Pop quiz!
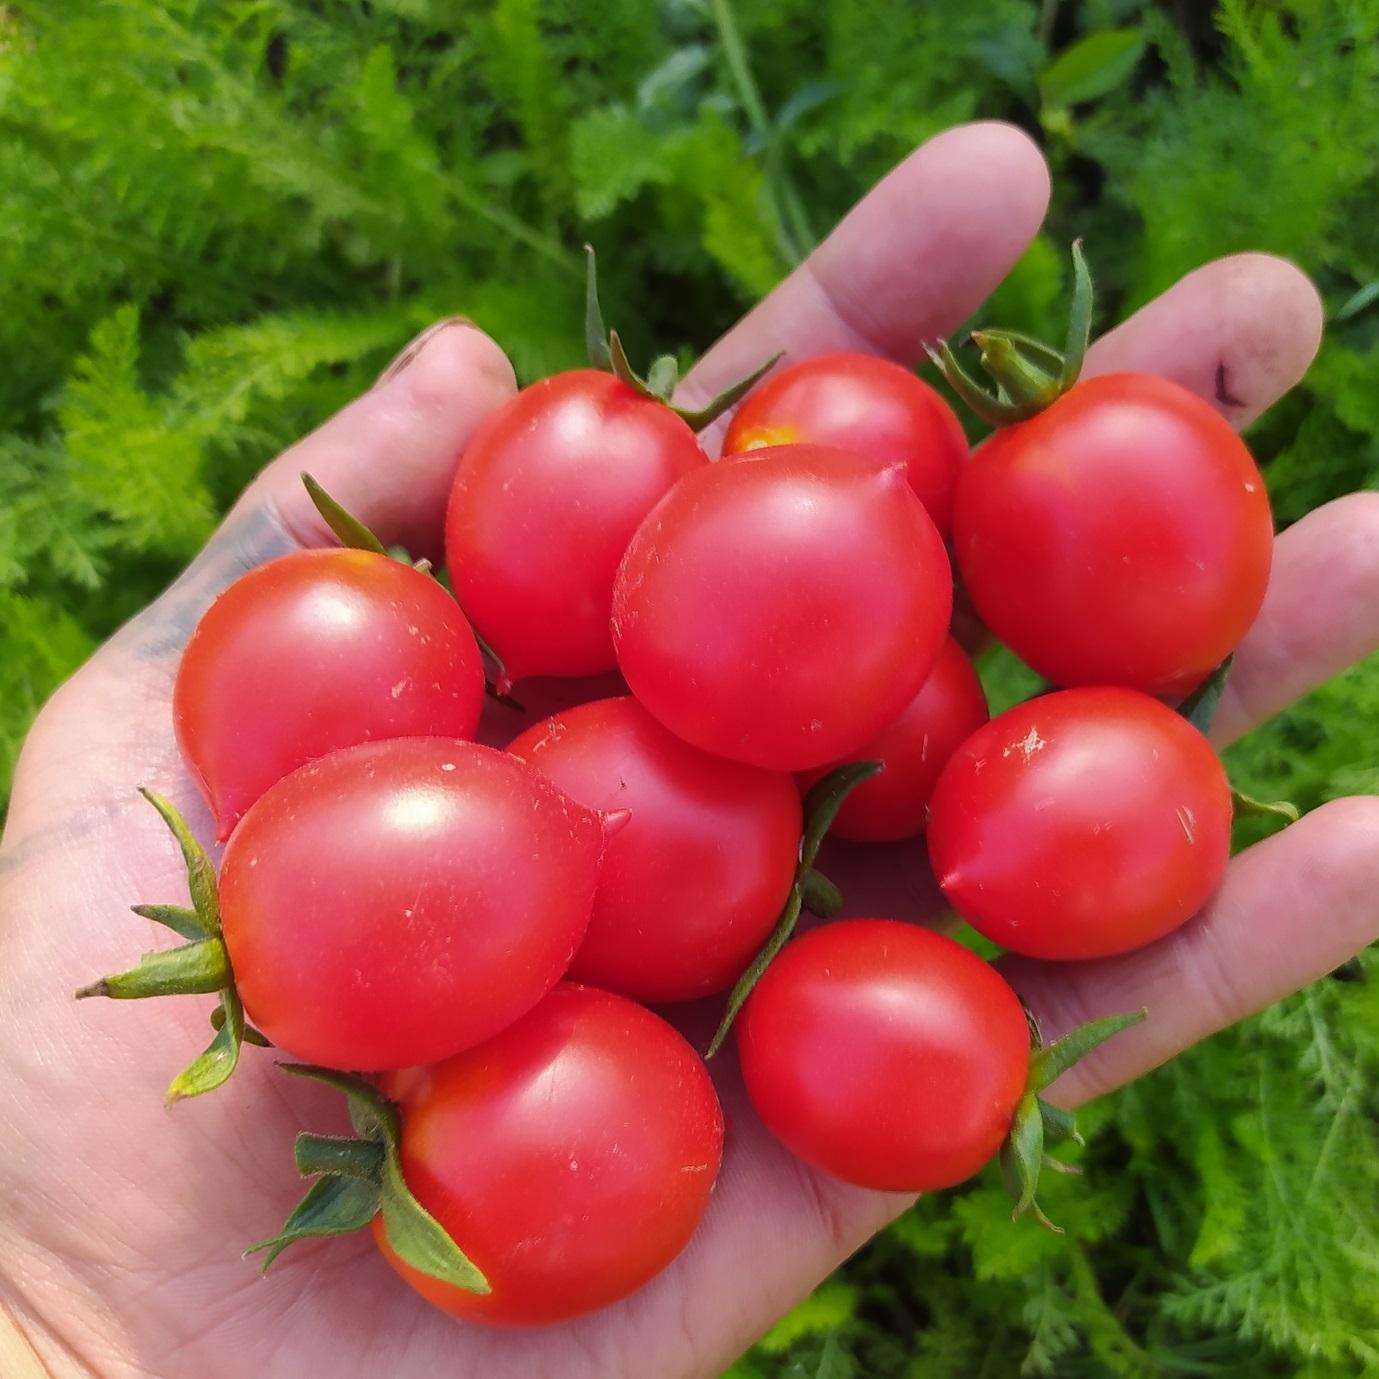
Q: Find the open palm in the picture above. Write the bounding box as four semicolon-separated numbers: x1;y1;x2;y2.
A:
3;123;1378;1379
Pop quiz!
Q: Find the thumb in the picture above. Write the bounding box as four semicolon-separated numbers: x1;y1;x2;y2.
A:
3;319;514;844
157;318;516;639
241;317;516;559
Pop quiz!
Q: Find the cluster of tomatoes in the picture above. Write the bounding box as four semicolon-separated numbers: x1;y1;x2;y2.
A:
84;247;1275;1327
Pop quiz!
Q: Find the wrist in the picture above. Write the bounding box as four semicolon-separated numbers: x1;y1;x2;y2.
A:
0;1290;56;1379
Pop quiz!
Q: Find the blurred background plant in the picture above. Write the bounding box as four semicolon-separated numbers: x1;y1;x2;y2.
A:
2;0;1377;1373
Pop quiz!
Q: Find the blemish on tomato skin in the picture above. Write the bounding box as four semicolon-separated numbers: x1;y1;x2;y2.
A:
1002;726;1047;763
1176;806;1196;843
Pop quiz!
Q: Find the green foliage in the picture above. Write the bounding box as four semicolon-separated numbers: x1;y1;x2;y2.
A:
2;1;1377;1374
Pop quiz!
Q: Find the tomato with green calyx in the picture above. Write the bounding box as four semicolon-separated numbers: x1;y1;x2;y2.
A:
797;636;989;842
374;983;724;1325
446;370;708;687
78;739;613;1088
508;696;802;1003
174;548;484;840
927;687;1233;961
736;919;1143;1220
935;242;1272;697
954;372;1272;696
723;351;968;536
612;444;952;772
442;249;777;691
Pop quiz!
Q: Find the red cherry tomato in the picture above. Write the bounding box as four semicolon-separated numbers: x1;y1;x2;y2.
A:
738;919;1029;1192
219;738;608;1069
508;696;802;1002
954;373;1273;696
797;636;989;842
174;550;484;840
374;983;724;1326
446;370;707;684
723;352;968;535
612;444;952;771
926;687;1233;960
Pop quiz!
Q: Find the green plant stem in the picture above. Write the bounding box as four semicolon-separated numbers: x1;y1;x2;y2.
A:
709;0;812;265
1038;0;1062;47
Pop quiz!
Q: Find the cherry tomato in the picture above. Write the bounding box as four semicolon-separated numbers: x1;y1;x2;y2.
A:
508;696;802;1002
219;738;608;1069
926;686;1233;960
738;919;1029;1192
612;444;952;771
374;983;724;1326
174;549;484;840
954;373;1273;696
446;370;707;684
723;352;968;535
797;636;989;842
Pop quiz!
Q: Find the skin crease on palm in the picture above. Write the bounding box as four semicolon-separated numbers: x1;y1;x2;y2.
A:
2;120;1379;1379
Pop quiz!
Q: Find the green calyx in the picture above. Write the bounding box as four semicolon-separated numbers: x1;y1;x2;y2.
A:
584;244;780;431
706;760;881;1058
247;1064;489;1295
1001;1007;1147;1231
74;789;266;1101
1177;655;1234;736
930;240;1094;427
1175;658;1300;827
1231;788;1300;826
302;472;522;710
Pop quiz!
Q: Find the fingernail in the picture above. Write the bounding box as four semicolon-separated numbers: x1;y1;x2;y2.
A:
375;316;476;386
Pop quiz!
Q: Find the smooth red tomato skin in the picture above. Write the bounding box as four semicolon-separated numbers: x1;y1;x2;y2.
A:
926;687;1233;960
219;738;606;1070
508;697;802;1002
174;549;484;840
445;370;707;683
723;352;968;535
373;983;725;1326
738;920;1029;1192
954;373;1273;697
612;444;953;771
797;637;989;842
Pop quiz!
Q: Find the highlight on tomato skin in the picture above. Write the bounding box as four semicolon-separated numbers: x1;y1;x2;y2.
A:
797;636;990;842
373;983;725;1327
723;351;969;537
174;548;486;841
737;919;1030;1193
445;369;707;686
926;686;1234;961
611;443;953;773
953;372;1274;698
508;696;803;1003
218;737;611;1071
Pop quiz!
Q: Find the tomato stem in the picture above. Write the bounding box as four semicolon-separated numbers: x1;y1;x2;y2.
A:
705;761;881;1058
294;1132;386;1182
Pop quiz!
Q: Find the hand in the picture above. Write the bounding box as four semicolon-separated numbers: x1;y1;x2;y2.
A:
2;122;1376;1379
